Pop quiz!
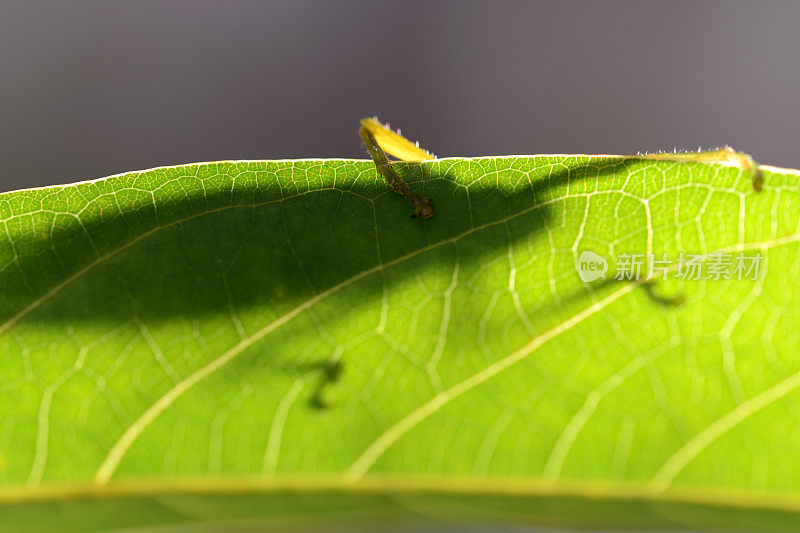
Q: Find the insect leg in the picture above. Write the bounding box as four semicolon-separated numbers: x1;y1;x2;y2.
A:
359;124;435;219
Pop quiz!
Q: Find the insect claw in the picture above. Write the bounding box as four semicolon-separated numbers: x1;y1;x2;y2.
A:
412;199;435;219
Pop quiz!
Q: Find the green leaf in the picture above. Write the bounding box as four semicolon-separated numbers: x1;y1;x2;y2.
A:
1;154;799;532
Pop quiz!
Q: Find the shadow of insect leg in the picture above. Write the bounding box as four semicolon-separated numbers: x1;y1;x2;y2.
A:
308;358;344;410
642;279;686;307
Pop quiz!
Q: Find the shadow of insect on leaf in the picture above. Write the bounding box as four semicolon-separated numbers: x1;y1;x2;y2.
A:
0;155;662;330
307;358;344;410
276;358;344;410
1;152;734;411
642;280;686;307
559;274;687;313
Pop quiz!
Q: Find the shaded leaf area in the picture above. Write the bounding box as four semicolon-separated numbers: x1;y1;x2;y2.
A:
0;156;799;531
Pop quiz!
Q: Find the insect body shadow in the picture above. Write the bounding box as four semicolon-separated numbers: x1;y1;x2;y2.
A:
0;155;730;412
3;157;644;322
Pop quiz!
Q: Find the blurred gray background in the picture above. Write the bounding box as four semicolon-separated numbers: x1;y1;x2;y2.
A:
0;2;777;532
1;0;798;193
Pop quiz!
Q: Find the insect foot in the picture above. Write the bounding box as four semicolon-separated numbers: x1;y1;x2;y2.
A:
410;194;434;219
752;167;764;192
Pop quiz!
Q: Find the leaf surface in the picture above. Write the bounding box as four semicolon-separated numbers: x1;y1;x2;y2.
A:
1;155;799;531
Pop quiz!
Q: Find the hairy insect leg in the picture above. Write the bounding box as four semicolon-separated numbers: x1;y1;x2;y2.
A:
359;117;436;162
359;126;405;193
359;124;435;219
640;147;763;192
